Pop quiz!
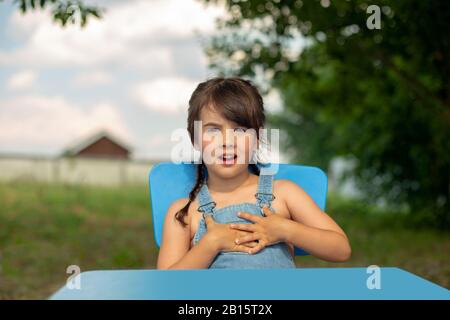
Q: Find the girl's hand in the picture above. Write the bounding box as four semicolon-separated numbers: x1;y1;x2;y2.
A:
229;206;289;254
203;214;257;254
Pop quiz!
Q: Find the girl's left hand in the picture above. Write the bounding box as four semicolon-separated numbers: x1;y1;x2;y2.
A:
229;206;288;254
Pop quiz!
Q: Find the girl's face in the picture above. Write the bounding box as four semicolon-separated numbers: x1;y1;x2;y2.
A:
198;105;258;179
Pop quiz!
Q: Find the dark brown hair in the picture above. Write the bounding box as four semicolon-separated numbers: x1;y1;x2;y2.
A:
175;76;266;227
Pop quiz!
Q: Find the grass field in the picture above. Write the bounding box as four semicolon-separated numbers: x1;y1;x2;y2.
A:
0;181;448;299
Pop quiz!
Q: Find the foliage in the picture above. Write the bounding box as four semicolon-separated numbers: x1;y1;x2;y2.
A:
201;0;450;229
3;0;103;27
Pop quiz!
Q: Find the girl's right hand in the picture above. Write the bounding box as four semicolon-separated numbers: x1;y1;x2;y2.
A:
203;214;256;254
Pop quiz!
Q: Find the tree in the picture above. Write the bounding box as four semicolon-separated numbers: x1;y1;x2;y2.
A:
201;0;450;229
3;0;102;27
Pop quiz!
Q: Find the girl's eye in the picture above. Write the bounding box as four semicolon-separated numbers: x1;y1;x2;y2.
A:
205;127;220;133
234;127;246;133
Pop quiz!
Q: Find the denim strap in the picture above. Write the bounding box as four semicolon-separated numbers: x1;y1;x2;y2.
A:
255;172;275;208
197;180;216;215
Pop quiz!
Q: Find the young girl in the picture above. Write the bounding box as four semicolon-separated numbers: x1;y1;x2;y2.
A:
157;77;351;269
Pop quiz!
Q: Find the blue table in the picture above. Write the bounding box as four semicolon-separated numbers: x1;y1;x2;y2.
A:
50;267;449;300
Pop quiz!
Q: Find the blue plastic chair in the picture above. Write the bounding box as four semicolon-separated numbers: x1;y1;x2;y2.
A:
148;162;328;256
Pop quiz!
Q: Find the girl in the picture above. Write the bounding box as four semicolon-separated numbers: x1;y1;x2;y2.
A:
157;77;351;269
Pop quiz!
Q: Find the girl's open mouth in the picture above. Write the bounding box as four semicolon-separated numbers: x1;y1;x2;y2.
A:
218;153;237;166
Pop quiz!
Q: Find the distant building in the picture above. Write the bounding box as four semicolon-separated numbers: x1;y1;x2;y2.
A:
62;130;132;159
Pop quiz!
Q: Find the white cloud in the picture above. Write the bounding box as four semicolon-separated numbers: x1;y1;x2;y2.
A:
1;0;226;69
131;76;198;115
73;70;113;87
0;0;228;158
7;70;37;90
0;95;132;153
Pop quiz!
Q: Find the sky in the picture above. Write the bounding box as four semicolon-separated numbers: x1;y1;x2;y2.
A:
0;0;285;161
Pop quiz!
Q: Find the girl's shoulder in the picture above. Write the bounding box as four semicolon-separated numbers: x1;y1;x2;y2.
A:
268;179;295;220
273;179;306;201
273;178;315;211
273;178;302;191
168;197;190;211
167;197;200;225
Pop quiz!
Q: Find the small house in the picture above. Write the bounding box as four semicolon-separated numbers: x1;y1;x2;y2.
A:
63;130;132;159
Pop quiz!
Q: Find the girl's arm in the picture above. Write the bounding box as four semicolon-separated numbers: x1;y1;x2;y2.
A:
279;180;351;262
156;198;219;269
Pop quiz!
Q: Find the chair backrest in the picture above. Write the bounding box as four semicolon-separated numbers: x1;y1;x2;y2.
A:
149;162;328;256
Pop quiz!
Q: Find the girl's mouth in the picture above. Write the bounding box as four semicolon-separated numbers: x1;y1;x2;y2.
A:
218;153;237;166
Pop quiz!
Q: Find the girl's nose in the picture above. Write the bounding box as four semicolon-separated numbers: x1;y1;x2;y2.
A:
222;129;235;147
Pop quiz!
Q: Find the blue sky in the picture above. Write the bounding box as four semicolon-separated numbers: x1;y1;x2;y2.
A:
0;0;283;160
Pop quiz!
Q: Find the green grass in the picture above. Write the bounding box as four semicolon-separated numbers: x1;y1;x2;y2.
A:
0;182;155;299
0;182;448;299
297;195;450;288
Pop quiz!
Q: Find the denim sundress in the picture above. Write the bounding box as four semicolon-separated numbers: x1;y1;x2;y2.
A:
191;170;296;269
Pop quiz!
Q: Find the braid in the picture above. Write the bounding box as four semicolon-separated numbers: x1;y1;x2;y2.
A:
249;163;261;175
175;163;205;227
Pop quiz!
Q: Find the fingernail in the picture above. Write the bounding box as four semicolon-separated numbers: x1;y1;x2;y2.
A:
235;239;239;244
230;224;234;228
237;212;241;216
